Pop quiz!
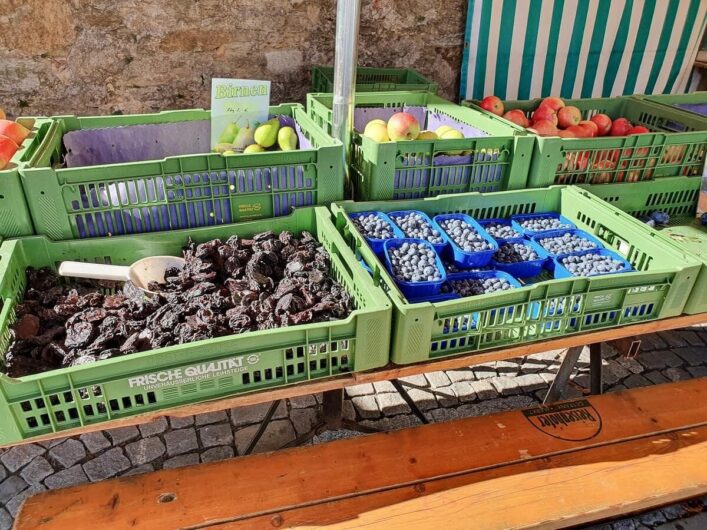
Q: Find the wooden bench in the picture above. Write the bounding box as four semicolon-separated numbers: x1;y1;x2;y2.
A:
15;377;707;529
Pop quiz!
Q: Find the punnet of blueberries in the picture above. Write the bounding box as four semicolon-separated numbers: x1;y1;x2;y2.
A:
537;232;598;255
390;212;444;244
518;216;573;233
494;242;539;263
483;221;522;240
388;242;442;283
449;277;514;297
560;253;627;277
438;218;492;252
352;213;396;240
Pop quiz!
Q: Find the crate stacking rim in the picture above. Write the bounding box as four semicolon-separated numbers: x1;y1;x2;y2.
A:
20;104;343;240
462;96;707;188
332;185;700;365
0;207;391;444
637;92;707;121
307;91;532;201
578;176;707;315
0;118;52;238
311;66;439;94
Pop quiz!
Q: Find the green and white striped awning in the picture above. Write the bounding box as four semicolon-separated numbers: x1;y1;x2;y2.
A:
461;0;707;101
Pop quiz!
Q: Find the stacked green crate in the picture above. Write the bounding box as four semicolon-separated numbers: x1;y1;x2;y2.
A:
463;96;707;187
0;207;391;444
0;118;52;237
20;105;343;240
311;67;438;93
307;91;533;201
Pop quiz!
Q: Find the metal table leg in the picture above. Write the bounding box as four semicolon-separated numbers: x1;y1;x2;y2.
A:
590;342;603;395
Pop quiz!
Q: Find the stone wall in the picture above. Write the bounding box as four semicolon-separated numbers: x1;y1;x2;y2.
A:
0;0;466;117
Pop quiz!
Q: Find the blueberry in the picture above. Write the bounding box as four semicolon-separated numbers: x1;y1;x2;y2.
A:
560;253;626;277
352;213;396;240
438;218;492;253
494;242;539;263
449;276;515;297
484;221;522;240
537;232;598;255
519;216;573;233
390;242;442;283
390;212;444;244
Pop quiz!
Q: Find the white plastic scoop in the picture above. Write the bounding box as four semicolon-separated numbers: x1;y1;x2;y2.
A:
58;256;186;293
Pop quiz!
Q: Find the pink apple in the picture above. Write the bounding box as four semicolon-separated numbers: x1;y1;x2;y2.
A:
528;119;558;136
532;106;558;126
502;109;530;128
590;114;612;136
539;96;566;113
387;112;421;141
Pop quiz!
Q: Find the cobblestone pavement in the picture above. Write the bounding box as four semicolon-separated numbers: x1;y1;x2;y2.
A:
0;328;705;528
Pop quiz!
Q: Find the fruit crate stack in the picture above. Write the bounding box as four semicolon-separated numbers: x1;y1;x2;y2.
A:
0;117;52;237
0;207;392;445
20;104;344;240
578;177;707;314
311;66;439;94
462;95;707;187
307;91;533;201
332;186;701;365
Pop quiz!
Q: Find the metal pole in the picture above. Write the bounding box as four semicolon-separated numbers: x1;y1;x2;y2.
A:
332;0;361;196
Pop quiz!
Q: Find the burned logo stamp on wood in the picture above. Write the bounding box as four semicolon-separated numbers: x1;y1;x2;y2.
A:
522;399;602;441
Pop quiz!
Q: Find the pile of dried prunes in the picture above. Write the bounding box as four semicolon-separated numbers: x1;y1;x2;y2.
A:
4;231;353;377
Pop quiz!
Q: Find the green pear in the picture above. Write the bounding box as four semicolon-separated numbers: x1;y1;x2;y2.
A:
243;144;265;153
254;117;280;148
213;142;235;154
223;150;237;155
277;126;298;151
218;122;240;144
232;121;255;151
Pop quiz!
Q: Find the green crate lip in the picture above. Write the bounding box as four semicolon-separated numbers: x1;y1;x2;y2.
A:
0;206;391;386
311;66;439;93
638;92;707;120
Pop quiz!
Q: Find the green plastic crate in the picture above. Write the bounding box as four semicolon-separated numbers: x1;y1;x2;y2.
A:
0;118;51;238
331;186;700;365
0;207;391;444
311;66;439;94
637;92;707;124
462;96;707;187
578;177;707;314
307;91;533;201
20;104;344;240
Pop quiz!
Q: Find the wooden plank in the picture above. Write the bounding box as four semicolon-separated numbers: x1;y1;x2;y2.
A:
15;378;707;530
216;428;707;530
7;313;706;449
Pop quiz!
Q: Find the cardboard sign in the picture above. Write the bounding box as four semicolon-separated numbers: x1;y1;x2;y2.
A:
210;78;270;150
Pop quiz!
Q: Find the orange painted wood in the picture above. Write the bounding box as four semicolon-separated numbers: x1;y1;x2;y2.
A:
7;313;706;449
14;378;707;530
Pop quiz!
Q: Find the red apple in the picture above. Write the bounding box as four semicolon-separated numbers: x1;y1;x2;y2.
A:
387;112;421;141
578;120;599;137
532;106;558;126
502;109;530;128
627;125;650;135
0;120;30;146
590;114;612;136
480;96;504;116
539;97;565;113
0;135;19;170
610;118;632;137
528;119;558;136
591;159;616;184
567;125;590;138
557;130;576;138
